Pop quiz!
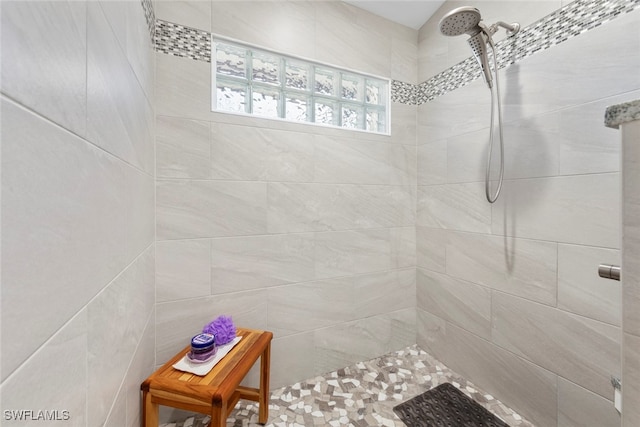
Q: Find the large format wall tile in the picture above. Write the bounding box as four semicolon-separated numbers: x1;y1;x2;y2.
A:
124;0;155;106
558;377;620;427
211;233;315;293
446;232;558;306
623;333;640;427
1;0;87;136
390;227;416;269
416;79;491;142
1;98;128;381
156;180;268;239
87;2;154;175
156;0;211;31
211;1;316;60
211;123;314;182
417;269;491;339
156;239;211;302
558;244;621;326
391;25;418;84
156;116;211;179
502;8;640;121
623;120;640;336
417;310;558;427
314;136;390;185
268;277;355;337
314;1;391;77
416;227;447;273
0;310;88;427
126;167;154;261
353;269;416;318
417;182;492;232
492;292;620;398
314;229;392;278
491;173;621;248
556;92;639;175
270;332;316;389
390;103;417;146
156;52;211;121
390;144;417;186
417;139;448;186
314;309;416;375
268;270;414;338
267;183;414;233
87;247;154;426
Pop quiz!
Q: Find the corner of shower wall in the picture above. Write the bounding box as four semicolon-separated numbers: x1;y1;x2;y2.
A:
415;1;639;426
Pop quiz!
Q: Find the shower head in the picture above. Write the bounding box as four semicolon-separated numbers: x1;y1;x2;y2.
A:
439;6;482;37
439;6;492;88
439;7;520;89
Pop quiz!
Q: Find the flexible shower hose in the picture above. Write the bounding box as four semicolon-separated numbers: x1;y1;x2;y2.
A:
485;35;505;204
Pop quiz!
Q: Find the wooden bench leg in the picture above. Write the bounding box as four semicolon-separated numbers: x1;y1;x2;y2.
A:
210;400;227;427
142;390;158;427
258;341;271;424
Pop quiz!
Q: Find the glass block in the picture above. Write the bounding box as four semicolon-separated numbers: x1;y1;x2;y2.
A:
315;67;336;96
341;105;364;129
314;100;338;126
252;86;280;118
215;43;246;78
341;73;363;101
366;108;386;133
285;60;309;91
252;52;280;85
285;95;309;122
366;79;384;105
216;80;247;113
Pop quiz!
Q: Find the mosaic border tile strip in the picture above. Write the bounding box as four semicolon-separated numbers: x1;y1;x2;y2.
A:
141;0;155;43
156;19;211;62
160;345;534;427
153;0;640;105
419;0;640;102
391;80;418;105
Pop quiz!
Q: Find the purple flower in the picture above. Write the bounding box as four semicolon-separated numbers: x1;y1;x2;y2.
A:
203;315;236;345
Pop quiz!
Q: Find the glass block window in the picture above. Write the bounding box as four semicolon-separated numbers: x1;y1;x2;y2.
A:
212;38;389;134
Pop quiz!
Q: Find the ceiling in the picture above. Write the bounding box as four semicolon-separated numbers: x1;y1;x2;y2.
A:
343;0;447;30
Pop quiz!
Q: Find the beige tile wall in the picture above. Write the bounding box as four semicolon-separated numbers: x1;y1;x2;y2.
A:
154;0;419;395
621;118;640;426
0;1;156;426
417;2;640;426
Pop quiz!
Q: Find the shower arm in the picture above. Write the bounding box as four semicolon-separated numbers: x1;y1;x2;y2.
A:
487;21;521;36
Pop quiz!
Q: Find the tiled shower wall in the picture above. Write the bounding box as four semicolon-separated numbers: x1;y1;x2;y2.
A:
1;1;156;426
416;1;640;426
154;0;418;391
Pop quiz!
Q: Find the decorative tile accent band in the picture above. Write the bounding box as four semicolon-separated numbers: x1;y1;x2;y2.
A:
141;0;155;43
391;81;418;105
419;0;640;102
154;0;639;105
155;20;211;62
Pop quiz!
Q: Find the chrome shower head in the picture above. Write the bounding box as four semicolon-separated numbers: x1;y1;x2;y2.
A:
439;6;492;88
439;6;482;37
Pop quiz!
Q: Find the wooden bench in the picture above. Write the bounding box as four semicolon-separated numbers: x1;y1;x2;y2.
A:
141;328;273;427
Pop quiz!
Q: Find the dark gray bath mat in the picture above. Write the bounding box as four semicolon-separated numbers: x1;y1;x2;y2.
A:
393;383;509;427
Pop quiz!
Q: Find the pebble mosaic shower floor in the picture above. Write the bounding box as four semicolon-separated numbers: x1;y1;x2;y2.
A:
160;345;534;427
